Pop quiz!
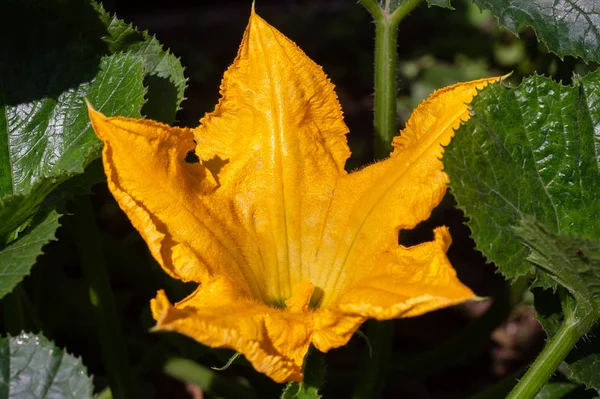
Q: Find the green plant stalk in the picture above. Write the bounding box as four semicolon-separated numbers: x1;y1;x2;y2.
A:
506;309;597;399
352;320;394;399
352;1;422;398
361;0;423;158
372;17;398;158
74;196;134;399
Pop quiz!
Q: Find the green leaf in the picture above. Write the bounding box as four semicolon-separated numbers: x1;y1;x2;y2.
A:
446;71;600;390
515;217;600;308
446;71;600;281
0;0;185;244
0;53;145;243
535;287;600;393
381;0;453;11
281;351;325;399
472;0;600;61
535;382;579;399
0;211;60;300
515;218;600;391
0;332;93;398
425;0;454;9
94;3;187;124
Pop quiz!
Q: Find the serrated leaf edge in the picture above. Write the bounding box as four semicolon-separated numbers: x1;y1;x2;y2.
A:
470;1;597;62
3;331;94;398
92;2;188;116
0;211;62;297
447;70;600;281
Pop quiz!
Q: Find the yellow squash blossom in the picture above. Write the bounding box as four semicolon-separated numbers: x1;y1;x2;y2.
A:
88;10;498;383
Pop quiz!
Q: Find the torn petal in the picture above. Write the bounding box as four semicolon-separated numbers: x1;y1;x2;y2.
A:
311;78;499;305
335;226;475;320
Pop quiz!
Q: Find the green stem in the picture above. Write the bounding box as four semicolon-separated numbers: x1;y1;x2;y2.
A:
361;0;423;158
389;0;424;26
352;320;394;399
358;0;383;19
372;17;397;158
74;196;133;399
506;308;597;399
352;1;423;397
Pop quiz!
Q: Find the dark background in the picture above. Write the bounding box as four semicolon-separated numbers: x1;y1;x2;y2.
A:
17;0;598;397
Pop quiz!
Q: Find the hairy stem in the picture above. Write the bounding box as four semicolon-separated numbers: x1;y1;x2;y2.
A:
352;320;394;399
361;0;423;158
351;1;424;397
506;306;597;399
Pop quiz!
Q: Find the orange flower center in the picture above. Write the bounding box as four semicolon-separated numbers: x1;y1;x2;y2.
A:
284;280;316;312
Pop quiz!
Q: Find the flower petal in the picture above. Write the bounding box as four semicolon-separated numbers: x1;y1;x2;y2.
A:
311;309;363;352
312;78;500;305
151;282;313;383
88;108;264;298
312;227;474;352
335;226;474;318
192;11;350;303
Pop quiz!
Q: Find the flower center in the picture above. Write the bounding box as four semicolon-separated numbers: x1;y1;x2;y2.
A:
283;280;315;313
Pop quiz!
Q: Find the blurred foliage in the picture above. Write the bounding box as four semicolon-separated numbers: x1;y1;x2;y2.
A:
1;0;598;398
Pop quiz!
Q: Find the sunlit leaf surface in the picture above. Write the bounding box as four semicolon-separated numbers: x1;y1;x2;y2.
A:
474;0;600;61
446;70;600;390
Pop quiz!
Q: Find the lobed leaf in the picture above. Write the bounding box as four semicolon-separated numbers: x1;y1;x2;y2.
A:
446;70;600;390
0;0;185;244
446;71;600;281
473;0;600;61
0;332;93;398
94;3;187;124
0;0;185;298
0;53;145;242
